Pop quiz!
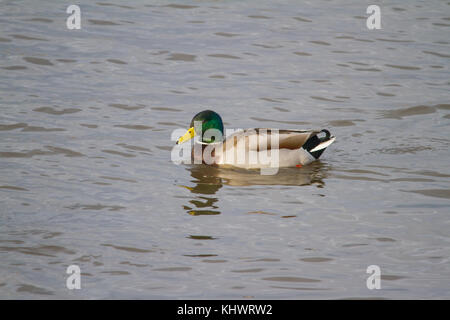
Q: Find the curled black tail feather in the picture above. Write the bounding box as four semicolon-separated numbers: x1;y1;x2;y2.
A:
302;129;332;159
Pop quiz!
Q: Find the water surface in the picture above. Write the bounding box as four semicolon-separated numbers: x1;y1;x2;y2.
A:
1;0;449;299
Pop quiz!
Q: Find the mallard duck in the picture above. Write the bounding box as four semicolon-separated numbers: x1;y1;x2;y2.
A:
175;110;335;172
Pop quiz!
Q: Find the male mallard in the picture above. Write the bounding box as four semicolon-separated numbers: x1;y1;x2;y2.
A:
176;110;335;171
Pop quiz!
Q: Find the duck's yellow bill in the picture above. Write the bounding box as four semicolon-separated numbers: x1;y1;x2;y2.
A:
176;127;195;144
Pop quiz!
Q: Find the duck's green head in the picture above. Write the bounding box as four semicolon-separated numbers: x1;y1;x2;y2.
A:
177;110;224;145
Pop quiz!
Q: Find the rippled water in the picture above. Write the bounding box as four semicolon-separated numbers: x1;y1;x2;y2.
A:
1;0;449;299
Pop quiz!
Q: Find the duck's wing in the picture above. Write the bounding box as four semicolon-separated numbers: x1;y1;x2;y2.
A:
222;128;321;151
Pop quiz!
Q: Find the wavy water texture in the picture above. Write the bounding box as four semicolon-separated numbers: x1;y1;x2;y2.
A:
0;0;449;300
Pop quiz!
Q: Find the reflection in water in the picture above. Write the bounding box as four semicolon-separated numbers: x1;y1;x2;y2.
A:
181;165;222;216
180;162;329;215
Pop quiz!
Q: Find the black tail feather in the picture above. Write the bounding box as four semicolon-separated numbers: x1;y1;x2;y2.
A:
302;130;332;159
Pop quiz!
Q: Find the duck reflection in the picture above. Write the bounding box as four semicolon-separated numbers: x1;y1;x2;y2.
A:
180;162;329;216
181;165;222;216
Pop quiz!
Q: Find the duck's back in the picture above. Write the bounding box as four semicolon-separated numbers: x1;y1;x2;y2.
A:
212;129;325;169
222;129;320;151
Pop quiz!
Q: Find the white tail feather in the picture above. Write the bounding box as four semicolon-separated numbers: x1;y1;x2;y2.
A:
310;136;336;153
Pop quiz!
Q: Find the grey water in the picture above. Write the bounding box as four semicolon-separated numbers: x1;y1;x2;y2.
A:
0;0;449;299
